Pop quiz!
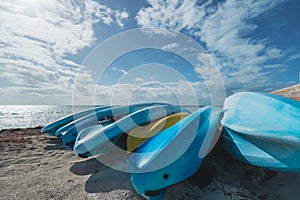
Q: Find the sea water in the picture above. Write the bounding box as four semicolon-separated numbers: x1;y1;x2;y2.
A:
0;105;200;130
0;105;94;130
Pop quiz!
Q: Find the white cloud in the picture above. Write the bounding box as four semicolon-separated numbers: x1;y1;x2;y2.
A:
161;42;180;50
65;72;290;106
112;67;128;75
198;0;286;66
92;80;206;106
0;0;129;104
135;77;145;83
136;0;293;95
136;0;206;31
288;52;300;61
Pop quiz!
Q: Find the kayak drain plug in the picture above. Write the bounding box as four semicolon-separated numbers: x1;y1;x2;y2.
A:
163;173;169;180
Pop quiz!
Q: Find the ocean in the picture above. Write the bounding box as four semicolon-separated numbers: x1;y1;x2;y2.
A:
0;105;200;130
0;105;94;130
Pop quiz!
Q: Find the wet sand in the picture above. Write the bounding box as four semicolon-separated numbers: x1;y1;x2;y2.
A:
0;127;299;200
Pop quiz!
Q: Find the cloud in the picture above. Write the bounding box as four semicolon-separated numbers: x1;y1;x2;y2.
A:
288;52;300;61
198;0;286;66
91;80;206;106
136;0;206;31
161;42;180;50
65;67;291;106
136;0;294;95
0;0;129;104
112;67;128;75
135;77;145;83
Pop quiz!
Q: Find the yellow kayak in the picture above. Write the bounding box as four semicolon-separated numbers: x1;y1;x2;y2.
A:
127;112;189;152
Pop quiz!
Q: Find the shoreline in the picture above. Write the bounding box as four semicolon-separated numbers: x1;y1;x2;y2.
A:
1;127;300;199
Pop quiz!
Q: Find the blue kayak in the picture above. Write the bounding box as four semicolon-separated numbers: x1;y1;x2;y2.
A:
58;103;168;149
221;92;300;172
41;103;168;136
74;105;190;157
126;106;223;200
40;105;111;136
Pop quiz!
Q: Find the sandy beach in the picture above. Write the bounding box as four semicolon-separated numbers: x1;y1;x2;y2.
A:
271;84;300;101
1;127;300;200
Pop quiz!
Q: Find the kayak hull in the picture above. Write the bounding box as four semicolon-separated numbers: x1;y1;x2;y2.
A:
221;92;300;172
127;112;189;152
41;105;111;136
127;106;223;199
59;103;168;149
73;105;190;157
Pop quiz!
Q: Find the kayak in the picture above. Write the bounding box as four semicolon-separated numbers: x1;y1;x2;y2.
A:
127;106;223;200
58;103;169;149
73;105;189;157
127;112;189;152
40;105;111;136
41;103;169;136
221;92;300;172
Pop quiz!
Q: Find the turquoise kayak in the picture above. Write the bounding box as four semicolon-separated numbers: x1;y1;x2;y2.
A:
73;105;189;157
58;103;168;149
40;105;111;136
127;106;223;200
41;103;169;136
221;92;300;172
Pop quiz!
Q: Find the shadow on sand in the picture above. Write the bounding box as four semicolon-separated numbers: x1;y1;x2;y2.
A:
70;157;109;176
84;167;133;193
43;137;69;151
69;152;140;196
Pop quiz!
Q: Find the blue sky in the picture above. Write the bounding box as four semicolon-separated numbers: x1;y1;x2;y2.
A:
0;0;299;105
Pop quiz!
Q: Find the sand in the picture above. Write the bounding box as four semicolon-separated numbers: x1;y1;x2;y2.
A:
1;127;300;200
271;83;300;101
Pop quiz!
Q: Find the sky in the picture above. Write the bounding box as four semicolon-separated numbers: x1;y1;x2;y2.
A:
0;0;299;105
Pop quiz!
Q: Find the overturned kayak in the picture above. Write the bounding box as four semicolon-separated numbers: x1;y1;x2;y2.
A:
40;105;111;136
73;105;189;157
221;92;300;172
41;103;168;136
127;112;189;152
127;106;222;200
58;103;168;149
